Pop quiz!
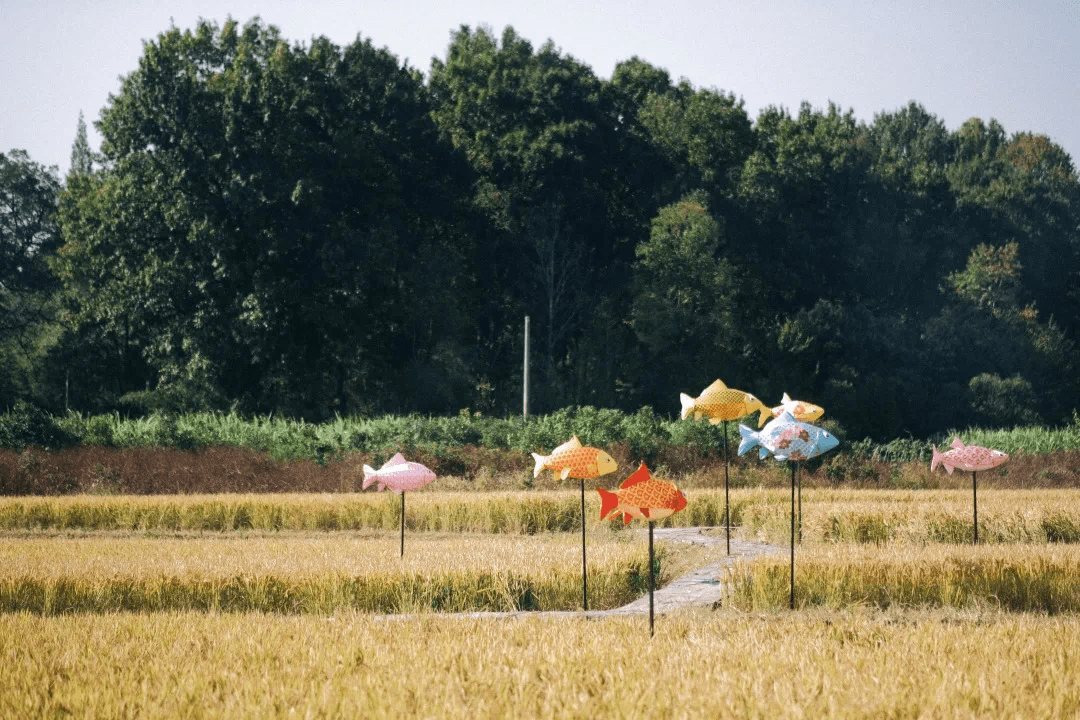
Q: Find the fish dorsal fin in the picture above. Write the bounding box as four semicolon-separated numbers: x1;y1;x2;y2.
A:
621;463;651;488
775;410;797;425
782;393;792;404
704;379;728;394
951;437;965;450
551;435;583;455
384;453;407;467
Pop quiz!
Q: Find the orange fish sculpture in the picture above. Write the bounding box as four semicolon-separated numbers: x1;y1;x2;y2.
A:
770;393;825;422
598;462;688;524
532;435;618;480
681;379;770;428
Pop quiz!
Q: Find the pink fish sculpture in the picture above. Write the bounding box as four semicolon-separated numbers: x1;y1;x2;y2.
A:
930;437;1008;474
362;453;436;493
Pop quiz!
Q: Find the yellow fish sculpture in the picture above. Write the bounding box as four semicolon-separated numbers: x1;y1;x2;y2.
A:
680;379;770;428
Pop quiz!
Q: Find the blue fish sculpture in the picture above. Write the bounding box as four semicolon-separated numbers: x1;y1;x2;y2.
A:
738;411;839;462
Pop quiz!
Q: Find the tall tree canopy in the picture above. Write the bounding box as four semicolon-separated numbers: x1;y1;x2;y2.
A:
0;150;62;407
56;19;477;417
31;19;1080;439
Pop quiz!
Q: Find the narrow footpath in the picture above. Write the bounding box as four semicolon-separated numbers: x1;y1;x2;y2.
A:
602;527;785;616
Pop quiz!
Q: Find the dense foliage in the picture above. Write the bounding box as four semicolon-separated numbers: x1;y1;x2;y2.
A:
3;19;1079;440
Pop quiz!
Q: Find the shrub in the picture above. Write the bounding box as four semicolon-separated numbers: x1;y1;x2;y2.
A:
0;401;80;451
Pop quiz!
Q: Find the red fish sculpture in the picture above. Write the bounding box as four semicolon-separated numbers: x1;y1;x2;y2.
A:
598;462;687;525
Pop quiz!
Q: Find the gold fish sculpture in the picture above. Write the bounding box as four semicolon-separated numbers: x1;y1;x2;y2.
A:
680;379;770;427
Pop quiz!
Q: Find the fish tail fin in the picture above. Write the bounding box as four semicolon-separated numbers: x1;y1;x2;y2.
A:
757;406;770;428
930;446;941;473
679;393;695;420
531;453;547;479
362;465;376;490
738;424;759;456
597;488;618;520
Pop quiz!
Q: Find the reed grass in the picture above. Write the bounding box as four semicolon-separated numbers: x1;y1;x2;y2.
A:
3;609;1079;718
729;544;1080;612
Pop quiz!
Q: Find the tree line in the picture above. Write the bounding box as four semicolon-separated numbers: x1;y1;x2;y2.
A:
2;18;1078;440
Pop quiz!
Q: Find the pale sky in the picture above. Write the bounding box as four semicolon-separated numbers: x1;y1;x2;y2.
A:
2;0;1078;177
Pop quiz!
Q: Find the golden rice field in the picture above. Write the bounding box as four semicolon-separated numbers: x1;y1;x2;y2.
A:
0;532;670;614
737;487;1080;545
4;487;1080;542
4;609;1079;718
729;543;1080;612
4;488;1080;717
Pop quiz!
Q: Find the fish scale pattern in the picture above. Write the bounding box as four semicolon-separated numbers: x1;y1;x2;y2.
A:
931;437;1008;474
598;463;687;524
681;379;770;427
617;480;680;509
532;438;618;480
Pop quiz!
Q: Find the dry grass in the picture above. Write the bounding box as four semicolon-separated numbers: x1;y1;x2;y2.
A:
0;532;663;614
3;609;1079;718
729;543;1080;612
738;488;1080;545
4;485;1080;716
0;489;733;534
4;488;1080;544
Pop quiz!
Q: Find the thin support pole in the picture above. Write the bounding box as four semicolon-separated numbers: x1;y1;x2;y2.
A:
790;462;796;611
400;491;405;558
648;520;655;637
797;465;803;544
972;471;978;545
723;421;730;555
581;478;588;611
523;316;530;419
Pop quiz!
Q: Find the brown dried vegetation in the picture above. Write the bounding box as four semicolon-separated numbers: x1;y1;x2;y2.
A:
3;445;1080;496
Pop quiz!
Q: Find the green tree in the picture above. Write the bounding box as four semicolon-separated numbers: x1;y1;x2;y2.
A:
56;18;477;417
428;26;636;410
638;82;754;204
0;150;62;408
69;111;94;177
631;195;745;405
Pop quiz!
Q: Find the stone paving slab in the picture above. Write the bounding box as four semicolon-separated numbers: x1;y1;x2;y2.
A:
604;527;785;616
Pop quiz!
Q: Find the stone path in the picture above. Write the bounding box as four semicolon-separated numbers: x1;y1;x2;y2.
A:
602;527;785;616
375;527;785;621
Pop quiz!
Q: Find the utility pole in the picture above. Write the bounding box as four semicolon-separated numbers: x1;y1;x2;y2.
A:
523;315;530;419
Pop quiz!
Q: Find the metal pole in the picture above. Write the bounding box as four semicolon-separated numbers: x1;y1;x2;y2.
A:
724;421;730;556
790;462;796;610
400;492;405;558
523;315;530;419
972;471;978;545
797;465;803;544
581;478;588;611
649;521;655;637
